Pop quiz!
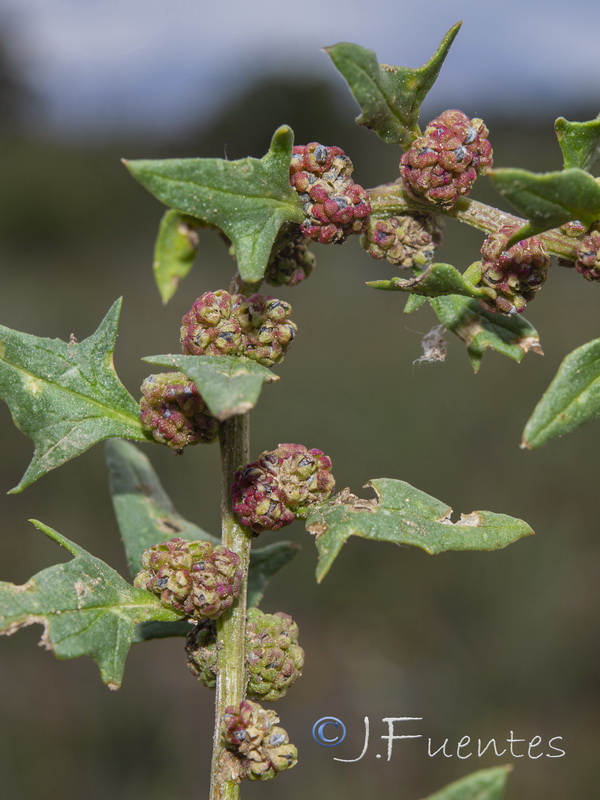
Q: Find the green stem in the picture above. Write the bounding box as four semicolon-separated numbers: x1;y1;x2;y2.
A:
367;182;580;260
209;414;252;800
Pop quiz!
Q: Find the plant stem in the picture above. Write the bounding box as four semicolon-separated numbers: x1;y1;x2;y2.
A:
210;413;252;800
368;182;580;260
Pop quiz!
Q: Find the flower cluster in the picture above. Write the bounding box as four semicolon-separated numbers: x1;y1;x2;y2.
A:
222;700;298;781
575;227;600;281
361;212;442;267
186;608;304;701
290;142;371;244
139;372;218;452
134;538;242;620
478;223;551;315
400;109;493;208
232;443;335;533
265;223;315;287
180;290;296;368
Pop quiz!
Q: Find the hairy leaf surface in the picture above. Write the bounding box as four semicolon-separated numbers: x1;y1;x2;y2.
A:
421;766;511;800
306;479;533;582
153;209;202;303
430;295;542;372
143;354;277;421
326;23;461;147
522;337;600;448
0;521;180;688
0;299;146;493
125;126;304;283
555;116;600;171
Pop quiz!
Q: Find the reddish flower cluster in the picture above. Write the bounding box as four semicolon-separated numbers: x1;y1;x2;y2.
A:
139;372;218;452
400;109;493;209
290;142;371;244
232;443;335;533
478;224;550;315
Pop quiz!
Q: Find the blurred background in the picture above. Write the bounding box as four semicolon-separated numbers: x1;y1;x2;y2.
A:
0;1;599;798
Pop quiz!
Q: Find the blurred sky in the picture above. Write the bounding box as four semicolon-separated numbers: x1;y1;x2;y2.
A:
1;0;599;137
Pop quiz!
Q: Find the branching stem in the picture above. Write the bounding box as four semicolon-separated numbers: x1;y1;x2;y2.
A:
368;182;580;261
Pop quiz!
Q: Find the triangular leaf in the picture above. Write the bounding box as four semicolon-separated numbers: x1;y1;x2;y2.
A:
490;167;600;234
105;438;216;580
555;115;600;171
421;766;511;800
125;126;304;283
367;262;495;301
0;521;180;688
143;354;278;421
0;299;147;493
326;23;461;147
404;294;428;314
153;209;202;304
522;337;600;448
306;480;533;582
105;440;300;640
430;295;542;372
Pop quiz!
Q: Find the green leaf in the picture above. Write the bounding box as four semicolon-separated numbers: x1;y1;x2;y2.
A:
153;210;202;304
421;766;511;800
0;299;147;493
555;115;600;171
125;126;304;283
0;521;180;688
105;438;216;580
404;294;428;314
430;295;542;372
489;167;600;235
306;480;533;582
521;337;600;448
367;263;495;300
105;440;300;640
143;354;278;421
326;23;461;148
247;541;300;609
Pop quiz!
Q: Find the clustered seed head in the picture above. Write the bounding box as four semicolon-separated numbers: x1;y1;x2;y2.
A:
232;443;335;533
180;290;296;367
139;372;218;452
575;228;600;281
134;538;242;620
265;224;315;287
478;223;551;315
186;608;304;701
289;142;371;244
222;699;298;781
361;212;443;267
400;109;493;209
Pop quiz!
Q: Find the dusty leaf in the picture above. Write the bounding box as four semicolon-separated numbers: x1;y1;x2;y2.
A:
430;294;542;372
0;521;180;688
522;337;600;448
421;766;511;800
490;167;600;236
326;23;461;147
143;354;277;421
153;209;202;303
125;126;304;283
306;480;533;582
0;299;147;493
555;115;600;171
367;262;495;301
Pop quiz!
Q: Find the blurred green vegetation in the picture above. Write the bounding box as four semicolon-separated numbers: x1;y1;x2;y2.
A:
1;75;599;800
